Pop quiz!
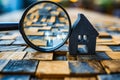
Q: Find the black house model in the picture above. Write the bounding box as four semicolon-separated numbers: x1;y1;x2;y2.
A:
69;14;99;55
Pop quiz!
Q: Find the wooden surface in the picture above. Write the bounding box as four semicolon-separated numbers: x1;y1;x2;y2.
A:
0;8;120;80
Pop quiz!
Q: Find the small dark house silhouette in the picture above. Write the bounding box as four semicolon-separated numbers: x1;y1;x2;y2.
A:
69;14;99;55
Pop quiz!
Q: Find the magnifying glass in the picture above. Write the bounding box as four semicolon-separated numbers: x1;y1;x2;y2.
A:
0;1;71;52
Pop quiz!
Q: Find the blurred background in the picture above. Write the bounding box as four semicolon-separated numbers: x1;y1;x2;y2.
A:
0;0;120;22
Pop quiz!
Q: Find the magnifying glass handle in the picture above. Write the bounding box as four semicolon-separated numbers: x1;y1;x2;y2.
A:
0;22;19;31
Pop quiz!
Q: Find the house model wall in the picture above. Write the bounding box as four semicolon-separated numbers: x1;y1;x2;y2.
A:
69;14;99;55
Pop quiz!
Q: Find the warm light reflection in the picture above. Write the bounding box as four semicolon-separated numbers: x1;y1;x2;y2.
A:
49;0;61;2
70;0;78;3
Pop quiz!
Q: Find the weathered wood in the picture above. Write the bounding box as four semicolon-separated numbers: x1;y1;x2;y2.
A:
24;47;37;53
36;61;70;77
98;32;110;38
0;46;26;52
65;76;96;80
31;39;47;46
0;40;14;45
101;60;120;74
2;60;38;74
96;45;112;52
69;61;105;75
97;74;120;80
0;34;18;40
109;46;120;51
24;52;53;60
0;52;15;59
7;51;26;60
0;60;10;71
106;52;120;59
12;37;26;45
0;75;30;80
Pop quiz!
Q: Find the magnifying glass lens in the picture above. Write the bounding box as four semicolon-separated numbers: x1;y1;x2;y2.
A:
20;1;71;52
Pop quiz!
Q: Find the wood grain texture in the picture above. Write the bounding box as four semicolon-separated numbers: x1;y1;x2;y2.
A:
96;45;112;52
31;39;47;46
0;34;18;40
7;51;26;60
0;40;14;45
69;61;105;75
0;60;10;71
36;61;70;77
0;75;30;80
97;74;120;80
101;60;120;74
64;77;96;80
2;60;38;74
24;52;53;60
0;52;14;59
0;7;120;79
106;52;120;59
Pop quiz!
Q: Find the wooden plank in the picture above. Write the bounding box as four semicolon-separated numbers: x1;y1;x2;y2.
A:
0;34;18;40
51;11;60;16
0;52;14;59
97;38;113;43
109;45;120;51
96;41;119;45
26;32;44;36
41;18;47;22
26;27;39;32
0;46;26;52
59;17;67;23
24;52;53;60
38;27;51;31
95;52;111;60
0;40;14;45
25;21;32;26
16;46;27;51
51;28;59;32
2;60;38;74
48;16;56;23
64;77;96;80
30;23;47;27
29;11;39;23
45;6;52;11
31;77;64;80
106;52;120;59
0;60;10;71
36;61;70;77
7;51;27;60
0;75;30;80
12;36;26;45
60;29;69;33
24;47;37;53
69;61;105;75
96;45;112;52
97;74;120;80
112;35;120;42
54;23;65;27
31;39;47;46
101;60;120;74
98;32;110;37
25;26;51;31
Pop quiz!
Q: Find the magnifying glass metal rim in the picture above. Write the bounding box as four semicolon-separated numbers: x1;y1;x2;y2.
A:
19;1;72;52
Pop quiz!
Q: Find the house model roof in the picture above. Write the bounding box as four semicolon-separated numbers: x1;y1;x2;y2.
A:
72;14;99;36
